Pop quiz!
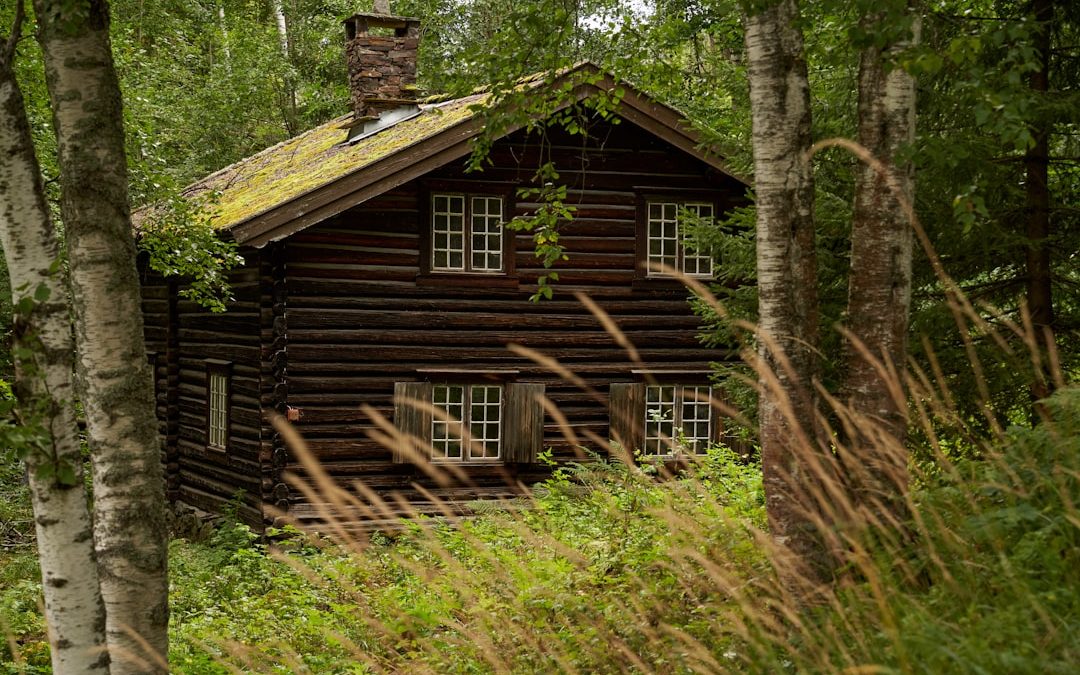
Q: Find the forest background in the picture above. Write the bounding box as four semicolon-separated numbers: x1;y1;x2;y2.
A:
1;0;1079;672
0;0;1077;418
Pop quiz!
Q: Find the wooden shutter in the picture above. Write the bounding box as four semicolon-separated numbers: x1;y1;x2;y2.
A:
504;383;545;463
608;382;645;453
709;386;725;447
393;381;433;463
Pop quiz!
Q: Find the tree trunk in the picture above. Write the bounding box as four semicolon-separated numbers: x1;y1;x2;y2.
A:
271;0;300;135
842;7;919;523
744;0;827;582
33;1;169;672
1024;0;1054;405
0;15;109;672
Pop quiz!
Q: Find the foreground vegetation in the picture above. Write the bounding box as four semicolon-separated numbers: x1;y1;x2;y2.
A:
3;386;1078;673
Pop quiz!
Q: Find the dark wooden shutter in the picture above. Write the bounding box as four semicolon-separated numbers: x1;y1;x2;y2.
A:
393;381;433;463
608;382;645;453
709;386;725;448
504;383;545;464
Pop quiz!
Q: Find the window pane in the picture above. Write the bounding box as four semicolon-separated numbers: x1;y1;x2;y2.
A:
681;203;714;277
432;385;465;460
644;385;676;455
208;370;229;448
432;194;466;271
471;197;503;272
647;202;679;275
680;386;712;453
467;385;501;460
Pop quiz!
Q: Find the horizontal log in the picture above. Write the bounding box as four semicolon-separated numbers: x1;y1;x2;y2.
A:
286;308;700;331
285;265;418;283
286;345;724;365
286;329;702;349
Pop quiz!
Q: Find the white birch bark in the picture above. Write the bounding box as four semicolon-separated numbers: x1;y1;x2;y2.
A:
843;7;919;517
272;0;290;55
218;4;233;73
0;14;108;672
744;0;828;579
33;1;169;672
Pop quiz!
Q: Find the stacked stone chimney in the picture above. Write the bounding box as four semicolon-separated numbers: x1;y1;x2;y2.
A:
344;7;421;122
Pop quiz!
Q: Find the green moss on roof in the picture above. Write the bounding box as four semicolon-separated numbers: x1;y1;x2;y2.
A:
184;94;483;230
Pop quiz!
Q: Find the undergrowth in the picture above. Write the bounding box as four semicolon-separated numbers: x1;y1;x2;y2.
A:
2;390;1078;672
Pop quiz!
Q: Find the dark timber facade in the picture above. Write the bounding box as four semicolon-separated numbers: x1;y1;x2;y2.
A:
139;13;748;531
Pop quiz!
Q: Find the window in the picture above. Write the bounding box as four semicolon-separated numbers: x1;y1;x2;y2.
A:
393;380;545;464
206;361;231;451
431;384;502;461
646;201;714;277
609;380;718;456
431;194;504;273
643;385;712;455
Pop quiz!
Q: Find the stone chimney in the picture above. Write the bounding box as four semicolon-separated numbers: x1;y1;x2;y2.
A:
343;6;421;125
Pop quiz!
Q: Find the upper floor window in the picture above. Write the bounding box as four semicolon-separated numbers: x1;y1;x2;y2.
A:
432;194;504;273
646;201;714;277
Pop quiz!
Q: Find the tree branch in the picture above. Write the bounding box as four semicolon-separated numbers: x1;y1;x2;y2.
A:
3;0;25;66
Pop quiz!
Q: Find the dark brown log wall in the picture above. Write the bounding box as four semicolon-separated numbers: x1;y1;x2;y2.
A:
280;118;745;518
141;255;266;527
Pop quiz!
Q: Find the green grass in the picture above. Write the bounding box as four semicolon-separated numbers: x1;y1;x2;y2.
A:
2;390;1079;673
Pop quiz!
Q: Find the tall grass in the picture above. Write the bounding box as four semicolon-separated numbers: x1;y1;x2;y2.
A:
159;279;1078;673
3;288;1078;673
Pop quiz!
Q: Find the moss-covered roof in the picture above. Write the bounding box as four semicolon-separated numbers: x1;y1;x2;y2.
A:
181;93;484;231
150;62;743;245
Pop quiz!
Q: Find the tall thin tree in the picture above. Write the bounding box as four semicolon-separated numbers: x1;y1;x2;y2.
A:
743;0;828;581
0;4;108;671
33;0;169;670
841;2;919;522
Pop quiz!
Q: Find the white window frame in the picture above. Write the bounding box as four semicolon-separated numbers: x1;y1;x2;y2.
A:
643;384;713;455
207;362;231;451
646;201;715;277
431;383;503;462
431;193;504;273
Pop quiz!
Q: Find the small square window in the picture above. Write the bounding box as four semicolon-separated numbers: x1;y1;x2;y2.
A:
431;384;502;461
431;194;504;273
646;201;715;277
643;384;712;455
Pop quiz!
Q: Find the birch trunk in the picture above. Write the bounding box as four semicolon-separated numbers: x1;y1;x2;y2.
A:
33;1;169;671
744;0;827;580
842;8;918;522
0;14;108;672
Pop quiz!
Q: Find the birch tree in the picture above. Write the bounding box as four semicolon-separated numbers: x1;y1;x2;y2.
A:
841;3;919;522
33;0;169;671
742;0;828;579
744;0;922;578
0;5;108;671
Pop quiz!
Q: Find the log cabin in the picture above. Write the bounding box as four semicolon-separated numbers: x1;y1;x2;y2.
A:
138;9;750;531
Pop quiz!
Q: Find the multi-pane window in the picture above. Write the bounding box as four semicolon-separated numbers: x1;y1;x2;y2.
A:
207;363;231;450
643;385;712;455
646;201;714;277
432;194;503;272
431;384;502;461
